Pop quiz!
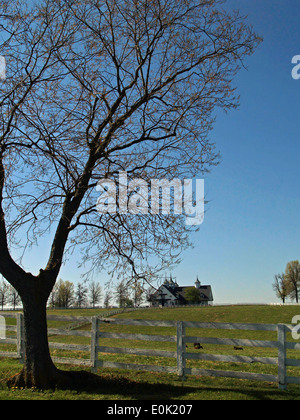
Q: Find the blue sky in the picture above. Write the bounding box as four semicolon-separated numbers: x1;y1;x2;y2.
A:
5;0;300;304
57;0;300;303
173;0;300;303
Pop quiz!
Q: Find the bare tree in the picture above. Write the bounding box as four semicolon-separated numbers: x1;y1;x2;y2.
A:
55;279;75;308
0;0;260;388
75;281;88;308
89;281;102;308
48;282;59;309
132;277;145;307
8;285;21;310
0;278;9;310
115;280;130;308
273;273;290;304
285;261;300;303
103;289;113;309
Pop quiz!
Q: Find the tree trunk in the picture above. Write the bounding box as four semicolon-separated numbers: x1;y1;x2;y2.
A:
7;279;101;390
7;289;58;389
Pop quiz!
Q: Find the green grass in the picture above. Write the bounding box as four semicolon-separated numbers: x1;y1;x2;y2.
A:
47;308;112;318
1;305;300;400
1;357;300;400
114;304;300;324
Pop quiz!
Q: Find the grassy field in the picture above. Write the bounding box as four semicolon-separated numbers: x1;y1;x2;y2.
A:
1;305;300;400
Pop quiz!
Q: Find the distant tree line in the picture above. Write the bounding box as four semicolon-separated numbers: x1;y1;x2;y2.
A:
0;280;21;310
273;260;300;303
0;277;146;310
48;279;103;309
49;279;145;309
48;279;145;309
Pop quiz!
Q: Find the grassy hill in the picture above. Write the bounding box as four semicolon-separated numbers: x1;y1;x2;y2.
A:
44;303;299;325
113;304;300;325
1;304;300;400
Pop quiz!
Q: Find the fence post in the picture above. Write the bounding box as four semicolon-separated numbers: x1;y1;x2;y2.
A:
177;321;185;379
277;324;287;391
16;313;25;364
91;317;99;373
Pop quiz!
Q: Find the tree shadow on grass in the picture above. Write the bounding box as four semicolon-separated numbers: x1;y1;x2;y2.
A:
59;369;299;400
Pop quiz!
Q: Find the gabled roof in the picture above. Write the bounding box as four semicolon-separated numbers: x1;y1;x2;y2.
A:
176;285;213;302
149;283;213;303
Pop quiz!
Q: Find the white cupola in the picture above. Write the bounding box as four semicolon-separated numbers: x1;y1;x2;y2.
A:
195;276;201;289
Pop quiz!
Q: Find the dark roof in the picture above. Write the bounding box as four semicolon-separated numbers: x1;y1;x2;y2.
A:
175;286;212;302
149;283;213;303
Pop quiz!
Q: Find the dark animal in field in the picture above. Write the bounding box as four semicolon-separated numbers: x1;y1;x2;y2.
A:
194;343;203;350
233;346;243;351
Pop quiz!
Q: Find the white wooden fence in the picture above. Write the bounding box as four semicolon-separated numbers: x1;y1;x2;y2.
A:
0;313;300;391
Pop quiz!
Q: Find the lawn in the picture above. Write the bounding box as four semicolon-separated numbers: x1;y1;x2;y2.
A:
1;357;300;400
114;304;300;324
1;305;300;400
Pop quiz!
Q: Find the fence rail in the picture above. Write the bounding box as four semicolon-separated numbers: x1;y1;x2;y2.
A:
0;313;300;390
